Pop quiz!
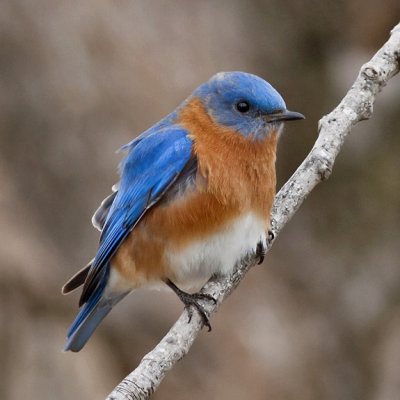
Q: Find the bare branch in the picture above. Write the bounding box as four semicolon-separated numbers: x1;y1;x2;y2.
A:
107;23;400;400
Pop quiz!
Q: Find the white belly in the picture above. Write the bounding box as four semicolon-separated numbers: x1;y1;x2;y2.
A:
166;212;266;289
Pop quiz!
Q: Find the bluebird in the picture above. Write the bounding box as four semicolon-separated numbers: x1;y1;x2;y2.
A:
62;71;304;352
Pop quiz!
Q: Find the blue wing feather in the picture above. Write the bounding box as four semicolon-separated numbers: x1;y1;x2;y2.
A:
79;125;193;306
118;109;179;153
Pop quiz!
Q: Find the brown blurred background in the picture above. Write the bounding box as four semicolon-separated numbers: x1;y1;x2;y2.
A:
1;1;400;399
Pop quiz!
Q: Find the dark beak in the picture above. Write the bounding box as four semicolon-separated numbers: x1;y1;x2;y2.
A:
266;110;305;122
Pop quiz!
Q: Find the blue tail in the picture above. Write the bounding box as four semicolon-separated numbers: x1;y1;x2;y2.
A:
63;269;129;352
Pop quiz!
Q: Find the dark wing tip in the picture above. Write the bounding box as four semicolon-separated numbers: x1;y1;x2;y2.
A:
61;261;93;295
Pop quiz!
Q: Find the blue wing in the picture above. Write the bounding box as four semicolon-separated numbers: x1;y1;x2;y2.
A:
90;109;180;232
79;125;193;306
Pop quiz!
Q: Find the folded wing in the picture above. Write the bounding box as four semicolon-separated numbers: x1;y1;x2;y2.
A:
79;126;193;306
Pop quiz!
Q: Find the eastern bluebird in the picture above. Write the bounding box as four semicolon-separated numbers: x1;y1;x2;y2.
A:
62;71;304;352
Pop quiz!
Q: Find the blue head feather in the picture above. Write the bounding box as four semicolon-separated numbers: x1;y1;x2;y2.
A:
193;71;287;138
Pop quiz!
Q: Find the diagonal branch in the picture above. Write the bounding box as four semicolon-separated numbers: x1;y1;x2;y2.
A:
107;23;400;400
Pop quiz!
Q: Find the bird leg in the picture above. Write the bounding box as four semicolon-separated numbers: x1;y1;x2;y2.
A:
166;279;216;332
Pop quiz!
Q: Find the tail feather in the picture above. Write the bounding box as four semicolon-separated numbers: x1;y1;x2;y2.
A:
64;302;111;352
63;265;130;352
64;290;129;352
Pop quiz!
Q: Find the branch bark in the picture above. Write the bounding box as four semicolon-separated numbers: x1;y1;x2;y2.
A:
107;23;400;400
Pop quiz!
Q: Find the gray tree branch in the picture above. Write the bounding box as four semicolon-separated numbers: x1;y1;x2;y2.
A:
107;23;400;400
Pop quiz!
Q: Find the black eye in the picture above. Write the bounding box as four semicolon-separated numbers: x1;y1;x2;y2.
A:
236;100;250;113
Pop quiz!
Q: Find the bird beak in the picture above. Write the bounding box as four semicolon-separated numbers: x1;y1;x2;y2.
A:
265;110;305;122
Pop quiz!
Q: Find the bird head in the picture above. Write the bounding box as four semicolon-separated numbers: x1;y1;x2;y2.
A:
193;71;304;139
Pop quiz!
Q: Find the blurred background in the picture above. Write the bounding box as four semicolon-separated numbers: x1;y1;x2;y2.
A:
1;1;400;399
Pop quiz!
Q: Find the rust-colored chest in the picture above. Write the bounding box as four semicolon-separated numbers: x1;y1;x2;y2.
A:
179;98;278;219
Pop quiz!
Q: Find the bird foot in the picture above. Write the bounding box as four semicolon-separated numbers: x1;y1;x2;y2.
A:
167;280;216;331
256;230;274;264
256;240;266;264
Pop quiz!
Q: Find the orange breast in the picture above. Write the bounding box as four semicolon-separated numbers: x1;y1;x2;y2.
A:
180;98;278;217
112;98;278;287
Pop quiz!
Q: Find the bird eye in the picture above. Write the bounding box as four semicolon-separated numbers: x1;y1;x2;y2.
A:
236;100;250;113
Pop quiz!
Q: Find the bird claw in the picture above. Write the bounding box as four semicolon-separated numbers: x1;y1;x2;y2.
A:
256;240;266;264
184;292;216;331
167;279;215;331
267;229;275;243
256;230;274;264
